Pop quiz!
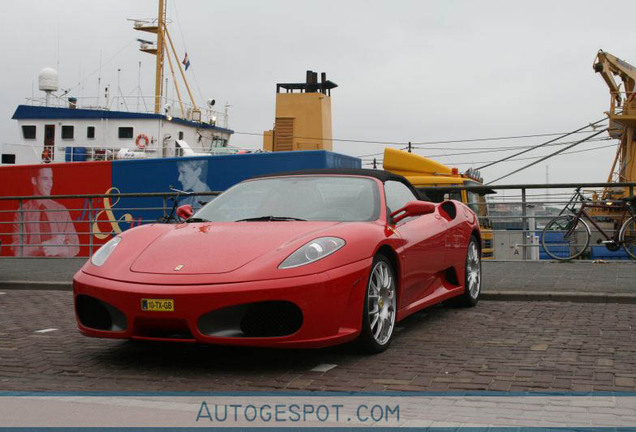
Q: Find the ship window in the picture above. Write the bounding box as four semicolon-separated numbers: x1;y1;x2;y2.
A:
87;126;95;139
22;125;36;140
212;137;226;148
62;125;74;139
1;154;16;164
178;131;184;140
118;127;133;139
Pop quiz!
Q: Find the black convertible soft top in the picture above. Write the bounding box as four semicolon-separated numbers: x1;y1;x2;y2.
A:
251;168;423;199
252;168;409;184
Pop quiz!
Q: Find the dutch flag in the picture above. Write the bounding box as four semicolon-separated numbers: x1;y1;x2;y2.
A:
182;53;190;71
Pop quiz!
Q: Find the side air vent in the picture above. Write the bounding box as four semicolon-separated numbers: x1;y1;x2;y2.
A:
444;267;460;286
440;201;457;221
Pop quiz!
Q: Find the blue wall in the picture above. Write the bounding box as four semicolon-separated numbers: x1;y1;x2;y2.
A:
109;150;361;224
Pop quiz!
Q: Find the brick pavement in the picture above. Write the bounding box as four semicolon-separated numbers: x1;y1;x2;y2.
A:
1;290;635;392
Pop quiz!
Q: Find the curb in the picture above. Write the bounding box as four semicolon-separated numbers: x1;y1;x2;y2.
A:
0;281;72;291
1;282;636;304
482;291;636;304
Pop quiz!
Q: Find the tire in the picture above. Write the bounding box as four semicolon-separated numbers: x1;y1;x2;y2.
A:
619;217;636;260
450;235;482;307
358;254;397;353
541;215;590;260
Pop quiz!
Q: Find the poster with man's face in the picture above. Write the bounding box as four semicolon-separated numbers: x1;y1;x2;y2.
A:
0;162;112;257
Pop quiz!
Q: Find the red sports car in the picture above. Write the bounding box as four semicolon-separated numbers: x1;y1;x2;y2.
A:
73;169;481;352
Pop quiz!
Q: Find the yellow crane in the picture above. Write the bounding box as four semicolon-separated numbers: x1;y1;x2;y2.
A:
593;50;636;197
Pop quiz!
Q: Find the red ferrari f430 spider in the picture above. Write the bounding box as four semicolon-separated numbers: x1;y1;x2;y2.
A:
74;169;482;352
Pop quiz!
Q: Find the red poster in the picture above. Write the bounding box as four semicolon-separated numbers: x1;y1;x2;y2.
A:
0;161;112;257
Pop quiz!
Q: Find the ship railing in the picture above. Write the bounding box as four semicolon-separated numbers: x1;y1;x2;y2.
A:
1;140;239;163
2;181;636;260
24;95;230;129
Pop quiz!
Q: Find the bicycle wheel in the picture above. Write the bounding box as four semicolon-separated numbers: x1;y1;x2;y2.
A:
541;215;591;260
619;217;636;260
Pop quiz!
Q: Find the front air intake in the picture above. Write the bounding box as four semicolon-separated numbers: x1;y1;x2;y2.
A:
75;295;127;332
198;301;303;338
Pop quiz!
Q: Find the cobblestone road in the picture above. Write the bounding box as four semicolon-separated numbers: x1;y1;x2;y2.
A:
1;290;635;393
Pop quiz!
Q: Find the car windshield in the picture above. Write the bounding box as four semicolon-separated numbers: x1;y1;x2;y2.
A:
192;176;380;222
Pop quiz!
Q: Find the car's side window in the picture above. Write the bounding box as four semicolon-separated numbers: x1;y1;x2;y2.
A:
384;180;418;213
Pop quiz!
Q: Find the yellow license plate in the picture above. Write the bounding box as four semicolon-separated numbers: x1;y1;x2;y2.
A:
141;298;174;312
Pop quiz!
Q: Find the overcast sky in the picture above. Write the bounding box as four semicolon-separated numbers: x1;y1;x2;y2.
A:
1;0;634;185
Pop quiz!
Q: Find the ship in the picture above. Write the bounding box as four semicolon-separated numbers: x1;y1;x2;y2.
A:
0;0;360;258
2;0;235;167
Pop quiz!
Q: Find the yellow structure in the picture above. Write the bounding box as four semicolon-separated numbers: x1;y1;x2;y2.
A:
593;50;636;197
264;71;337;152
383;147;495;258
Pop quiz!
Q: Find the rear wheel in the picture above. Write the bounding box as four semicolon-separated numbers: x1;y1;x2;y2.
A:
541;215;590;260
450;236;481;307
620;217;636;260
358;255;397;353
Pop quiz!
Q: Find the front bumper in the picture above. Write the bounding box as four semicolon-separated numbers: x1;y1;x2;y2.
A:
73;259;371;348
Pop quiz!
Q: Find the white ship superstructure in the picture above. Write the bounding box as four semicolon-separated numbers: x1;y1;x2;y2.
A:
1;0;234;166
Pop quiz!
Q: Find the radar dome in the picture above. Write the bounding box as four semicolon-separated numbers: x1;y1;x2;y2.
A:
38;67;59;92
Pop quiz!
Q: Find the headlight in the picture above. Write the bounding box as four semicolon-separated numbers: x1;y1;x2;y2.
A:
91;236;121;267
279;237;345;269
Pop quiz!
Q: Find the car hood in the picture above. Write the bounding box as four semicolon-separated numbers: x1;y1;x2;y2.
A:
129;221;342;275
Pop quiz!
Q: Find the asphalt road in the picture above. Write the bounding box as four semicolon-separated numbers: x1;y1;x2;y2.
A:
1;290;635;393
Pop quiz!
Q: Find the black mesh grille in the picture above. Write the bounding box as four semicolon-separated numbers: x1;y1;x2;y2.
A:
75;294;127;331
198;301;303;338
240;301;303;337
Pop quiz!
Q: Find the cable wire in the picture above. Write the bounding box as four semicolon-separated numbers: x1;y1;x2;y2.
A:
63;40;136;95
171;0;206;104
361;141;617;167
417;137;610;159
486;129;609;184
476;118;607;170
234;124;607;147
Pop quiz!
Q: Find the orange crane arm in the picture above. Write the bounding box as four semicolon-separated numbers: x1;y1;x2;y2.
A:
594;50;636;102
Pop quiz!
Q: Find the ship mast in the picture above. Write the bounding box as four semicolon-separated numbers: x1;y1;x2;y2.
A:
133;0;199;119
154;0;166;115
133;0;166;114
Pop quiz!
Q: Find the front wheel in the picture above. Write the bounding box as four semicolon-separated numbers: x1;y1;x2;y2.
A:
358;255;397;353
619;217;636;260
541;215;590;260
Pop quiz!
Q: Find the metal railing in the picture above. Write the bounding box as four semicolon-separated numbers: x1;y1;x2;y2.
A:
0;191;219;258
1;182;635;260
420;181;636;261
24;95;230;129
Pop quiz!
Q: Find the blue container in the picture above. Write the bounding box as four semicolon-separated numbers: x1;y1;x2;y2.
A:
590;246;630;260
65;147;87;162
539;231;571;259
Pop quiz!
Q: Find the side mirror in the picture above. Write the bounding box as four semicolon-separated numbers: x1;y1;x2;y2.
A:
390;201;436;224
177;204;193;221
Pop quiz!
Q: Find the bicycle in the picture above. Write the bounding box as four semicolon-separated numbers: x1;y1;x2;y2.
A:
541;188;636;260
